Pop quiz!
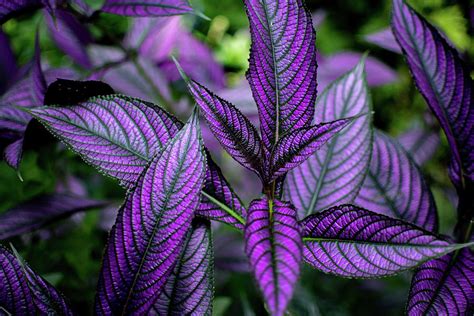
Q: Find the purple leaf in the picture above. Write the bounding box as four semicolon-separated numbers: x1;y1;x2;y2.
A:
0;30;17;93
301;205;471;278
46;9;92;68
355;130;438;231
3;137;24;169
101;0;192;17
392;0;474;189
364;28;401;53
0;244;72;315
0;105;31;134
0;194;107;240
407;248;474;315
245;0;317;150
269;117;356;182
285;59;373;218
186;79;264;176
397;125;440;166
0;0;42;23
245;197;302;316
153;219;214;315
95;110;206;314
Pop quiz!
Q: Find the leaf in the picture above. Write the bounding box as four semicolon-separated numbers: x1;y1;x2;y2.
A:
244;197;302;316
101;0;192;17
269;117;356;182
45;8;93;68
0;30;17;94
244;0;317;150
0;244;72;315
301;205;470;278
407;248;474;315
364;28;401;53
31;95;246;228
94;110;206;314
391;0;474;189
185;79;264;176
0;194;107;240
214;229;249;272
285;59;373;218
0;0;42;24
153;219;214;315
397;125;440;166
355;130;438;231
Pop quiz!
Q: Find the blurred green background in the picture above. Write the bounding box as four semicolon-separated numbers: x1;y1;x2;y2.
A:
1;0;472;314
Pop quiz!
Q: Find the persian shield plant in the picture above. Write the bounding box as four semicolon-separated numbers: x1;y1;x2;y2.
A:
0;0;472;315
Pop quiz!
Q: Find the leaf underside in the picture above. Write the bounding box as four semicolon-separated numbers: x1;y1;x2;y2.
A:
101;0;192;17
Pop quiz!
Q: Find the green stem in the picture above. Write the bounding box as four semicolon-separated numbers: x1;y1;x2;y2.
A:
202;191;245;226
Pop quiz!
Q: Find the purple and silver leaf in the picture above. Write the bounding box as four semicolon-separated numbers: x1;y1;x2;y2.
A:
46;8;92;68
95;110;206;314
0;194;107;240
153;219;214;315
0;244;72;315
186;79;264;176
269;117;356;182
101;0;192;17
245;0;317;150
392;0;474;189
301;205;471;278
355;130;438;231
364;28;401;53
245;197;302;316
397;125;440;166
407;248;474;315
285;59;372;218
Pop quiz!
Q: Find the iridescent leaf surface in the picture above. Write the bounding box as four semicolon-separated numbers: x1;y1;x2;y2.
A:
355;130;438;231
95;111;206;314
392;0;474;188
245;197;302;316
245;0;317;150
301;205;467;278
101;0;192;17
285;60;372;218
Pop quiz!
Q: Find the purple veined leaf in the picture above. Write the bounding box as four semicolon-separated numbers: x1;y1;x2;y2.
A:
0;244;72;315
245;197;302;316
101;0;192;17
94;110;207;314
216;80;259;119
214;229;249;272
0;30;17;94
407;248;474;315
0;105;31;134
301;205;472;278
45;8;92;68
153;219;214;315
88;45;172;103
0;194;107;240
392;0;474;189
269;117;357;182
126;17;226;89
184;78;264;177
244;0;317;151
355;130;438;231
364;27;401;53
3;137;25;169
285;59;373;219
397;124;440;166
317;52;398;91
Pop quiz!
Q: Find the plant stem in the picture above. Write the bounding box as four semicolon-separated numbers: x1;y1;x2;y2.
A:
455;180;474;243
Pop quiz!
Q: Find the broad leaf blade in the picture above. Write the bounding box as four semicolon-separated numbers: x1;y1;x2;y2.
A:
392;0;474;188
364;28;401;53
269;117;355;182
186;79;264;176
0;194;107;240
95;111;206;314
153;219;214;315
407;248;474;315
355;130;438;231
245;0;317;150
101;0;192;17
245;197;302;316
285;59;372;218
398;125;440;166
302;205;467;278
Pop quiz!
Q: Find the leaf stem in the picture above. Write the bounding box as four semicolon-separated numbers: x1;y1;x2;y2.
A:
202;191;245;225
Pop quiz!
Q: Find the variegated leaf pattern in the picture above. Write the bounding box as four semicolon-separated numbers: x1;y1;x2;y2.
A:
392;0;474;189
245;197;302;316
285;59;372;218
355;130;438;231
94;111;206;314
244;0;317;150
153;219;214;315
101;0;192;17
301;205;469;278
407;248;474;315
